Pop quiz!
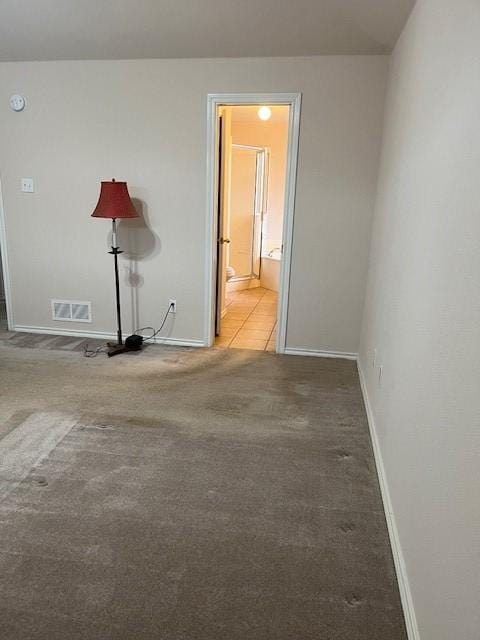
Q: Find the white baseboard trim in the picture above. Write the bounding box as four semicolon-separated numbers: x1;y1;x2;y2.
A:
284;347;358;360
357;361;420;640
151;336;205;348
12;325;206;349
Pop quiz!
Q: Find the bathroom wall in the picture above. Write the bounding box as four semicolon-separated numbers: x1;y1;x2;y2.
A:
228;145;259;279
230;113;288;255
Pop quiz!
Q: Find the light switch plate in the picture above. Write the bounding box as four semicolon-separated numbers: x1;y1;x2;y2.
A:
21;178;34;193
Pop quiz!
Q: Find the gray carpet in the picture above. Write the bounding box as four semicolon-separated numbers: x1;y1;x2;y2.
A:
0;327;106;353
0;342;407;639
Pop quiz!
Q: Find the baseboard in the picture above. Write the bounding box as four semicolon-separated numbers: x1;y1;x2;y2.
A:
12;325;206;349
151;336;205;348
357;361;420;640
284;347;358;360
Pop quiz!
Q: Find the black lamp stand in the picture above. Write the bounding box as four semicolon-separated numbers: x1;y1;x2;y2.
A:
107;219;128;357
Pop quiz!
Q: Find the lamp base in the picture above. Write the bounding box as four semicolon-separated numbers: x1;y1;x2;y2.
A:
106;344;140;358
107;343;129;357
107;335;144;358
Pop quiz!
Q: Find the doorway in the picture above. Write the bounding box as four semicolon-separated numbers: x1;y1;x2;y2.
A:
206;93;301;353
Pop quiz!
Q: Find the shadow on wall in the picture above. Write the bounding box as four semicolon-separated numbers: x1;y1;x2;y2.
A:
107;198;161;332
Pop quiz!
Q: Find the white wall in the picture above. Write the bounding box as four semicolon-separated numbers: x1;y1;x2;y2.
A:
0;56;387;351
359;1;480;638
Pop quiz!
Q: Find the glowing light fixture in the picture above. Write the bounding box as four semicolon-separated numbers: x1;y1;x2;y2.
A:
257;106;272;121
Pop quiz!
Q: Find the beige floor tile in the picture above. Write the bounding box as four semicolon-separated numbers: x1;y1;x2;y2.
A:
214;336;233;348
228;305;256;312
230;337;267;350
219;326;240;338
236;328;272;340
243;319;276;330
221;318;244;328
250;311;276;318
224;312;250;320
236;292;261;299
219;288;279;351
231;287;262;295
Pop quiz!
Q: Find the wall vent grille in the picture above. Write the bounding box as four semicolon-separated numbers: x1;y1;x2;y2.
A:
51;300;92;323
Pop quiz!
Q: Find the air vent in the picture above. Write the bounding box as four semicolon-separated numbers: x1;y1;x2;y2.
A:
51;300;92;323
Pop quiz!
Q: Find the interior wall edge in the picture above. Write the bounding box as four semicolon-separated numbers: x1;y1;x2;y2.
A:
357;357;420;640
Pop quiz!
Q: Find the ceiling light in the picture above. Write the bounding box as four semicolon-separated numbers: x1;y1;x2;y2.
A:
257;106;272;121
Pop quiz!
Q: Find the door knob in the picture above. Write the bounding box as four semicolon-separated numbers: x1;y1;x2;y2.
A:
219;237;231;244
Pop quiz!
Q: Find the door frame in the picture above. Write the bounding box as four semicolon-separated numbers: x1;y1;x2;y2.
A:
205;93;302;353
0;179;13;330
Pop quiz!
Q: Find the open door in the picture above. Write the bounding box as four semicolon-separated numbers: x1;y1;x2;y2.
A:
215;109;232;335
228;145;268;282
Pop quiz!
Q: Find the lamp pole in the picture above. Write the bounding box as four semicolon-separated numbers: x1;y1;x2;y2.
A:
91;179;139;356
109;218;123;345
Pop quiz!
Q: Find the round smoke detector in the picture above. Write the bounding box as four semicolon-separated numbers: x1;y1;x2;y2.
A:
10;94;26;112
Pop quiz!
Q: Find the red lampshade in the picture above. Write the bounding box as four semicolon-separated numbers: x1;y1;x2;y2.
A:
91;179;139;219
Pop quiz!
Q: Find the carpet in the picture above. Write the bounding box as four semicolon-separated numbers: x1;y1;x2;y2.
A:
0;343;407;639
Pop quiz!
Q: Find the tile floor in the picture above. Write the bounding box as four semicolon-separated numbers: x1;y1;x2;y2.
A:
215;286;277;351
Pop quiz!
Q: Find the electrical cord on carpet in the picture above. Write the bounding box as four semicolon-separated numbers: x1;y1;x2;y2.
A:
83;344;109;358
83;302;174;357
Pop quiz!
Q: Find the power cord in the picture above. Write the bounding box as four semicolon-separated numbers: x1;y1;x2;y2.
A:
83;344;109;358
133;302;174;342
83;302;174;357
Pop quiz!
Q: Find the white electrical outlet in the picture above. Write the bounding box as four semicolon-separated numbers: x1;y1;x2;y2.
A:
21;178;34;193
169;299;177;313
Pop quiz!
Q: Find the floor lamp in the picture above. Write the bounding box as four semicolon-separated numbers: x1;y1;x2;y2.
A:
91;179;139;357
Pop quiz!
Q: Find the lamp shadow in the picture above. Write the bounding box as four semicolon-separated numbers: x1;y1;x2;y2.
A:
111;198;161;332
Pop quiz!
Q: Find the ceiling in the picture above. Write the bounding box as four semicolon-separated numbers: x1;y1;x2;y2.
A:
0;0;415;62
